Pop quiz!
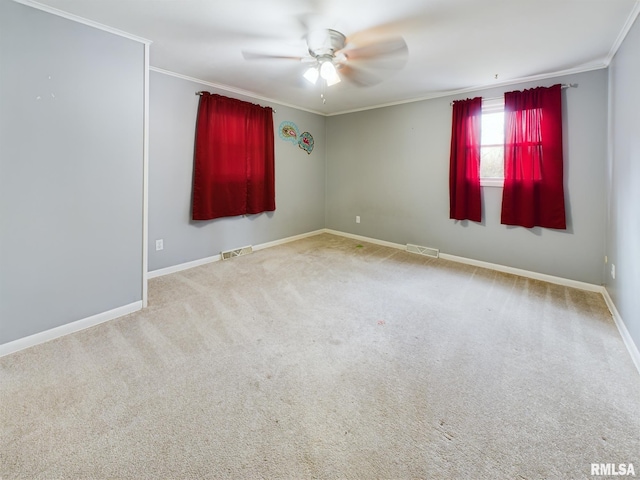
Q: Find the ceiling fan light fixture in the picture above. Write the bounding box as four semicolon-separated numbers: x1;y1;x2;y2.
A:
320;60;341;86
325;72;341;86
319;60;336;79
303;66;319;84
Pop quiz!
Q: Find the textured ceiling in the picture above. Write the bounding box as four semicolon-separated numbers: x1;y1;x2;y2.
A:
23;0;640;115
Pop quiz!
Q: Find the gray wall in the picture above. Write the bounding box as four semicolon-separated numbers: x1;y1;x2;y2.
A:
606;17;640;350
326;70;608;285
0;1;145;344
148;71;326;272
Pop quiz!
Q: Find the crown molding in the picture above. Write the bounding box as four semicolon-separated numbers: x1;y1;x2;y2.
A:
149;67;326;116
604;0;640;66
12;0;152;44
326;63;607;116
152;62;607;118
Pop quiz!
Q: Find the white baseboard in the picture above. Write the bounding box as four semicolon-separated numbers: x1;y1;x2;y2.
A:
601;288;640;375
148;229;326;279
438;252;603;292
0;301;142;357
322;229;406;250
323;229;601;291
147;254;222;279
253;229;326;252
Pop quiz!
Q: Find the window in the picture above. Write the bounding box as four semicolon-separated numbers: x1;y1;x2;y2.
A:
192;93;275;221
480;98;504;187
449;85;565;228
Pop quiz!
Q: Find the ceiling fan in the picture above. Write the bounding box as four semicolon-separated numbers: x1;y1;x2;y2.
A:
242;26;408;89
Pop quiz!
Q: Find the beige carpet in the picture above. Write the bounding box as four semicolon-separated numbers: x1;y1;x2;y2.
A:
1;233;639;479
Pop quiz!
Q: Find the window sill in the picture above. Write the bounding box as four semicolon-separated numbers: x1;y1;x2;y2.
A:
481;178;504;188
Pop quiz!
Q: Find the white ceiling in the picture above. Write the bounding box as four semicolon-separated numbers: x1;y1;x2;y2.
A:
25;0;640;115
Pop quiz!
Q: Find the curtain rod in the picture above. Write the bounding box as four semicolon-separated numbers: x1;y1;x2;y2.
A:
195;91;276;112
450;83;578;106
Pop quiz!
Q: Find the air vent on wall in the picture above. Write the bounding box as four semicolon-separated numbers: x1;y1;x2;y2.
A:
221;245;253;260
406;244;439;258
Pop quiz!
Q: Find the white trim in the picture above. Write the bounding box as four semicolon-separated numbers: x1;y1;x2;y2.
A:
0;302;143;357
147;229;326;279
253;229;326;252
325;229;602;291
325;229;600;291
147;254;222;279
322;229;406;250
142;43;150;308
326;64;606;116
12;0;151;45
150;64;605;119
439;252;603;292
324;230;599;291
480;178;504;188
601;288;640;375
482;97;505;112
604;1;640;66
149;67;325;116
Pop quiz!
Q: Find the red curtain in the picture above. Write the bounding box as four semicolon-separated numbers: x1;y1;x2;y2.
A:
501;84;565;229
192;93;275;220
450;97;482;222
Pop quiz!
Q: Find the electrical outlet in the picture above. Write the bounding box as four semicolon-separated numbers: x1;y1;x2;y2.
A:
604;255;608;264
356;216;361;224
611;263;616;279
156;239;164;251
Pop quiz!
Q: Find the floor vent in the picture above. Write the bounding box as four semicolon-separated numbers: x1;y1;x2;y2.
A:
406;244;439;258
221;245;253;260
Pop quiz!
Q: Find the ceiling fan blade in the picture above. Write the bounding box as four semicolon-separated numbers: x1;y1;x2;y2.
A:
337;38;407;87
346;11;433;43
342;36;408;63
339;65;383;87
338;37;408;84
242;50;306;61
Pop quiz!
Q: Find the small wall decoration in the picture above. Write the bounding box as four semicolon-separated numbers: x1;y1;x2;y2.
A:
278;120;314;155
278;121;299;144
298;132;314;154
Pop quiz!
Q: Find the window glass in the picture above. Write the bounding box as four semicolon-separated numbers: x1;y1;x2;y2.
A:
480;103;504;180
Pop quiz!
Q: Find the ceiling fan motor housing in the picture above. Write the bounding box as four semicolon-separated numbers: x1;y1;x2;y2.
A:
307;29;347;58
